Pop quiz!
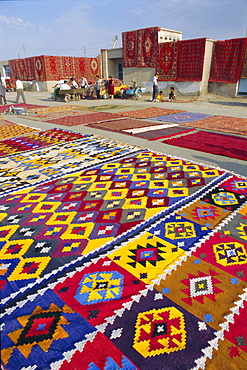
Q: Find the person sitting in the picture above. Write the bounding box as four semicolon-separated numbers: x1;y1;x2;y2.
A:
52;77;64;99
60;80;71;90
157;91;164;102
169;87;176;101
69;77;78;89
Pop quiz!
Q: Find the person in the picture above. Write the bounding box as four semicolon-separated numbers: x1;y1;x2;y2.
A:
15;77;26;104
152;73;159;102
95;75;103;99
79;74;88;98
69;77;78;89
0;81;7;105
52;77;64;99
157;91;164;102
108;76;114;99
60;80;71;90
169;86;176;101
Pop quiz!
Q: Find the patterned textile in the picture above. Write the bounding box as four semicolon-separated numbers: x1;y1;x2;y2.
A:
209;38;247;83
45;112;122;126
158;41;178;81
241;43;247;78
1;168;247;370
0;135;138;195
185;115;247;136
9;56;101;81
0;119;15;127
0;128;84;156
148;112;214;124
122;30;138;68
115;107;186;119
136;27;160;68
177;38;206;81
19;110;88;122
0;104;45;113
163;131;247;161
0;150;225;305
134;127;197;141
0;124;39;140
86;118;166;133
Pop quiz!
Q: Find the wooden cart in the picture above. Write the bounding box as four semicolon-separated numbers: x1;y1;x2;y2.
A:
58;88;84;102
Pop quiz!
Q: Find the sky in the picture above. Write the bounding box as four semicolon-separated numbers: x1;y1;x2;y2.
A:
0;0;246;61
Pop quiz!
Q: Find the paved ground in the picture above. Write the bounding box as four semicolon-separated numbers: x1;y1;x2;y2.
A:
2;91;247;177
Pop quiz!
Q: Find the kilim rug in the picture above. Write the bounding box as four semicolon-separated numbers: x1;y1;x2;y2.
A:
0;103;45;113
115;107;186;119
0;119;16;127
134;127;197;141
86;118;167;133
1;163;247;369
45;112;123;126
183;115;247;136
148;112;214;124
163;131;247;161
0;135;139;194
0;123;39;140
0;128;84;156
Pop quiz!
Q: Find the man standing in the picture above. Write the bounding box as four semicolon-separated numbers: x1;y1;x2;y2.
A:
80;74;88;98
152;73;159;102
15;77;26;104
95;75;103;99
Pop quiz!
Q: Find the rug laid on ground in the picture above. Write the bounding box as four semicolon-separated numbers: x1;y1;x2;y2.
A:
148;112;214;124
86;118;169;133
19;110;89;122
1;156;247;370
115;107;186;119
45;112;123;126
0;128;84;156
0;103;45;113
163;131;247;161
133;126;197;141
76;105;132;112
0;119;18;127
0;135;139;194
182;115;247;136
0;123;40;140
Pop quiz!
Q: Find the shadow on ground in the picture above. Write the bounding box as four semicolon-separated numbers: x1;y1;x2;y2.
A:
208;100;247;107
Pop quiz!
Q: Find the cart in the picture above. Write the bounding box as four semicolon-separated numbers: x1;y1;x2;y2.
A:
52;88;84;102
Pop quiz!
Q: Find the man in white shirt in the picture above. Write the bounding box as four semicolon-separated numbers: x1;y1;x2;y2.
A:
79;74;88;98
60;81;71;90
15;77;26;104
152;73;159;102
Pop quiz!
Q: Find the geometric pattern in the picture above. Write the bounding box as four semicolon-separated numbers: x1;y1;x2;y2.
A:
1;123;247;370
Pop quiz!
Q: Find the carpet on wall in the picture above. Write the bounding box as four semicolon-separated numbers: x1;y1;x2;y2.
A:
45;112;123;126
1;150;247;370
115;107;186;119
183;115;247;136
163;130;247;161
158;41;178;81
177;38;206;81
147;112;214;124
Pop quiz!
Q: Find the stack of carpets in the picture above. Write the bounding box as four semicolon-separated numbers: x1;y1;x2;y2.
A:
0;133;247;370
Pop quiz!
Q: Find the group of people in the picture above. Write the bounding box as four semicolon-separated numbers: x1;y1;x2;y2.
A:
152;72;176;102
0;76;27;105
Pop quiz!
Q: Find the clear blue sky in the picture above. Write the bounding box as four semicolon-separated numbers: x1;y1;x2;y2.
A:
0;0;246;61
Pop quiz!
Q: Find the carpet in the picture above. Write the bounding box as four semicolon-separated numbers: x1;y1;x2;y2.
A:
1;160;247;369
0;119;16;127
0;128;84;157
184;115;247;136
163;131;247;161
0;103;45;113
115;107;186;119
86;118;166;133
209;38;247;83
177;38;206;81
148;112;214;124
0;135;138;194
158;41;178;80
19;110;88;122
0;123;39;140
77;105;132;112
134;127;197;141
45;112;122;126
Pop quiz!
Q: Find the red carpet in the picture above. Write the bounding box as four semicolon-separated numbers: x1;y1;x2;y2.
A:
45;112;122;126
163;131;247;161
0;103;45;113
